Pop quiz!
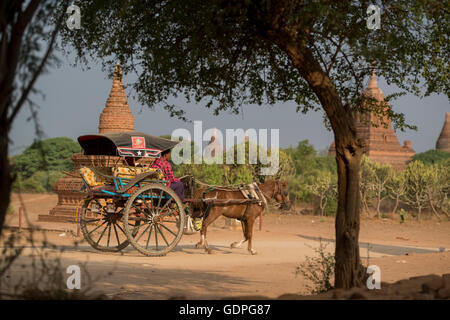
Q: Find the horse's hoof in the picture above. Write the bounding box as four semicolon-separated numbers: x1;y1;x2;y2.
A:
249;249;257;255
230;242;238;248
195;243;203;249
206;248;214;254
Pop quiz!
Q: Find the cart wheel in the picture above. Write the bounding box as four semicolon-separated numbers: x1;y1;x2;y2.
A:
80;197;133;252
123;183;185;256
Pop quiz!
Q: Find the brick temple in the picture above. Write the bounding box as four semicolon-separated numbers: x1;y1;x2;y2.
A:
329;69;415;169
436;112;450;153
39;63;135;223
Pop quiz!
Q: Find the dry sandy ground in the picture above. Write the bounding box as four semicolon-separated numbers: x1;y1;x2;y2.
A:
3;193;450;299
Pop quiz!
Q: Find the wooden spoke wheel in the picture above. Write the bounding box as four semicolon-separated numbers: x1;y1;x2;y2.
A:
80;197;135;252
123;183;185;256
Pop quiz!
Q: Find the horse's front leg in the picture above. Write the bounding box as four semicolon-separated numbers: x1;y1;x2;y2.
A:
195;209;218;254
231;219;248;248
195;232;204;249
195;227;211;253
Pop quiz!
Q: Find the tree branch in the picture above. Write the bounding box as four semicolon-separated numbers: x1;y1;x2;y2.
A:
7;5;65;127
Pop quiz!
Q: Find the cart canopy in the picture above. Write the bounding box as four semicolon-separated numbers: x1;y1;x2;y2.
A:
78;132;179;157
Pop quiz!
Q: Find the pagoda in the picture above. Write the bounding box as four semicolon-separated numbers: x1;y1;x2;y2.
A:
329;69;415;170
40;63;135;222
436;112;450;152
204;127;223;158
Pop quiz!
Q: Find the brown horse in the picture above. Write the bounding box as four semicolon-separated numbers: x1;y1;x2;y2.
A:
190;180;290;254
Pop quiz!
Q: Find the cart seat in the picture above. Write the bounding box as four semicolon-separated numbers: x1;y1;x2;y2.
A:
80;167;113;188
112;166;163;180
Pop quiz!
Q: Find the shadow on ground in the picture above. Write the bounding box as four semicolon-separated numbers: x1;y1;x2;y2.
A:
297;234;439;255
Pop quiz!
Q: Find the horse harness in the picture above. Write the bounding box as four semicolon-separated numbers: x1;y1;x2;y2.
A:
201;184;266;222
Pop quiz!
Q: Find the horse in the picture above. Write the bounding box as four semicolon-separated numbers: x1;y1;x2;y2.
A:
190;179;291;255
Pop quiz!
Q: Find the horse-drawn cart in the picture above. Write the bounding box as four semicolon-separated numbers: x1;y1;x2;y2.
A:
75;132;289;256
76;132;186;256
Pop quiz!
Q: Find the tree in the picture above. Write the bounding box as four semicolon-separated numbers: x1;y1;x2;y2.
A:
284;140;336;205
307;171;337;216
435;159;450;218
0;0;68;236
360;156;394;218
402;161;432;219
386;171;406;215
423;162;450;220
60;1;448;288
359;156;376;216
13;137;81;178
413;150;450;165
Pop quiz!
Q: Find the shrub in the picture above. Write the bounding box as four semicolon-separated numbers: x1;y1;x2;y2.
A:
295;240;335;294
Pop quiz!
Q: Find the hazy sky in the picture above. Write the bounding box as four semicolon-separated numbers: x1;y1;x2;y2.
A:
9;55;449;156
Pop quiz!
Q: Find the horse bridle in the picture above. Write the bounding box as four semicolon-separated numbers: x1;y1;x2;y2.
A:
260;180;287;206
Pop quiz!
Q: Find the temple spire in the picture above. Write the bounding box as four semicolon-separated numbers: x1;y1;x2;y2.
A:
436;112;450;152
364;65;384;100
368;66;378;90
98;63;135;133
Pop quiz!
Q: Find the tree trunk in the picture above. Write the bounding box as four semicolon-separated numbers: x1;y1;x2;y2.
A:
268;34;366;289
334;142;366;289
416;194;422;220
376;191;381;218
0;112;12;236
428;196;441;220
391;194;399;215
320;195;325;216
360;189;370;217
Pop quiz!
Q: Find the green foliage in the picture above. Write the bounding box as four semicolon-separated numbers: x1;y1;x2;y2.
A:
13;175;45;193
360;156;394;217
12;137;81;179
60;1;448;127
306;171;337;216
283;140;337;210
11;137;80;193
386;170;407;215
324;198;338;216
399;209;407;223
359;157;449;220
402;161;434;219
174;140;295;186
295;240;335;294
12;172;61;193
413;150;450;165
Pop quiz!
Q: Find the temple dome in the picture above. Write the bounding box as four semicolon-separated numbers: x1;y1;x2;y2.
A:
436;112;450;152
98;63;135;133
328;66;415;169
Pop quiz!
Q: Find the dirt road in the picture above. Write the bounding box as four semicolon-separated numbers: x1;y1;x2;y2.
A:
3;193;450;299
